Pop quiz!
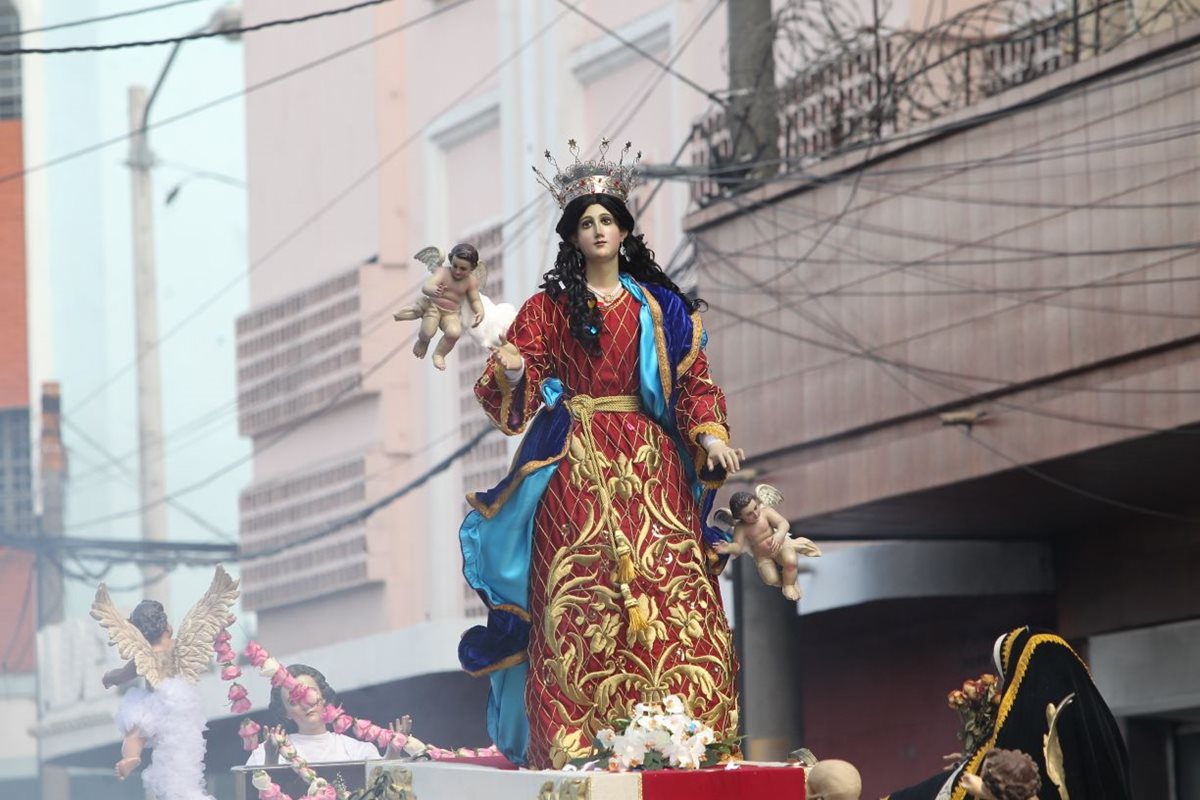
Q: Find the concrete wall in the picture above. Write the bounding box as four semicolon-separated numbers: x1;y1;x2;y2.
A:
687;19;1200;519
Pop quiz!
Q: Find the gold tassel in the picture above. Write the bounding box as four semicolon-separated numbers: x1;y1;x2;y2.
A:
627;602;649;634
621;584;649;634
614;531;637;584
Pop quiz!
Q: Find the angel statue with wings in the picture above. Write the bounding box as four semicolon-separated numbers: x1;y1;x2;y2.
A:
92;565;239;799
393;242;510;370
711;485;821;601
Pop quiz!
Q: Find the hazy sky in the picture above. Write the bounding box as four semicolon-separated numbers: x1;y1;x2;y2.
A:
22;0;250;622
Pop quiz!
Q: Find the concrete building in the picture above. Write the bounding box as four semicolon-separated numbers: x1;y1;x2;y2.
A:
684;3;1200;796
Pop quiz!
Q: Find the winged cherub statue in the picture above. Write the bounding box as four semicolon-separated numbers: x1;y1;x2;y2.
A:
92;565;240;799
711;484;821;601
392;243;493;370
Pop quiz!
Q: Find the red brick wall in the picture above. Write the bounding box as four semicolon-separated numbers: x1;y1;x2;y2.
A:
796;596;1055;799
0;119;27;409
0;117;33;673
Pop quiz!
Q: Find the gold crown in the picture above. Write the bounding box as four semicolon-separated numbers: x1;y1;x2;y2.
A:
533;138;642;210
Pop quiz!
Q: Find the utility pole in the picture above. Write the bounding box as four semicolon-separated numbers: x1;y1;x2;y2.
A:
120;7;242;612
37;383;65;627
726;0;780;185
127;85;170;610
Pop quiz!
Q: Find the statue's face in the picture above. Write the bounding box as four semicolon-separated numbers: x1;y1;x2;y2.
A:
449;256;474;280
739;499;761;524
574;203;626;264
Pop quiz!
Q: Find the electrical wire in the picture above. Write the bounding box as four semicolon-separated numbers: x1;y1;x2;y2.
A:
0;0;403;56
2;0;205;39
62;2;561;421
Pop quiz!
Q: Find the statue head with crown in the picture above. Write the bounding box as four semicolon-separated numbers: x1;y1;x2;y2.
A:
533;137;642;210
528;138;704;356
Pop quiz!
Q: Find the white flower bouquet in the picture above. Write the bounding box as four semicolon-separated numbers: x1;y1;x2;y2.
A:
577;695;738;771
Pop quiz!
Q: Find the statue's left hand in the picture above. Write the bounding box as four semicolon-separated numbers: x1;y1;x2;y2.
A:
704;440;745;473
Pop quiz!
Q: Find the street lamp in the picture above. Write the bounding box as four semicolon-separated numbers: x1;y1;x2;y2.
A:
126;4;242;609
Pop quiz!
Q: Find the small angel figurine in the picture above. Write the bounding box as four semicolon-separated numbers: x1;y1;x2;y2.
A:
392;243;486;370
711;484;821;601
960;748;1042;800
92;565;239;800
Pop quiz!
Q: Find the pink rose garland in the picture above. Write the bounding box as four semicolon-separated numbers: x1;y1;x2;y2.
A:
221;637;504;800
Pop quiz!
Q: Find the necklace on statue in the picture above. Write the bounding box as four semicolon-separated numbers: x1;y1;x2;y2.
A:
587;282;625;307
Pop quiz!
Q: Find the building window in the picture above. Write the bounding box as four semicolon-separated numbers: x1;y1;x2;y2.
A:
0;2;21;120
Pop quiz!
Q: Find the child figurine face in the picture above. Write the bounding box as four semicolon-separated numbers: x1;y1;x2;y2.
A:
448;255;474;280
283;674;326;732
737;499;761;525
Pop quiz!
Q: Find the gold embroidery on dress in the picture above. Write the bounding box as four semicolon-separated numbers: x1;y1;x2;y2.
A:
537;421;738;763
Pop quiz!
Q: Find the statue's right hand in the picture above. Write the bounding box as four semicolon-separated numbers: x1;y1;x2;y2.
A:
489;333;523;372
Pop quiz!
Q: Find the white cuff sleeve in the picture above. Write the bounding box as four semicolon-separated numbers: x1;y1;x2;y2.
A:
698;434;720;449
504;361;525;382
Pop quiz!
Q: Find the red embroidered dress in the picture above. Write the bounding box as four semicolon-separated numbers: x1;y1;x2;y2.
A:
471;287;739;769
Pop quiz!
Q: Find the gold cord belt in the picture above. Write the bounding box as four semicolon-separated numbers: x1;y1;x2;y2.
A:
564;394;649;634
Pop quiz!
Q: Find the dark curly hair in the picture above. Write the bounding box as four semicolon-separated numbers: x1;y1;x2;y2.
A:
728;491;756;521
981;748;1042;800
541;193;704;355
269;664;340;732
128;600;169;645
448;242;480;268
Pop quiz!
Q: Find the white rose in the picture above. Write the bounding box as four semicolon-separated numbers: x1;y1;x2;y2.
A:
251;771;272;790
259;657;280;677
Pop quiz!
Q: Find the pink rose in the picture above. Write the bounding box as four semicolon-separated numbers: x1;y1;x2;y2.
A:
303;686;320;707
222;665;242;680
259;784;283;800
216;647;237;665
228;683;248;702
374;729;392;748
332;714;353;735
281;674;299;692
315;787;338;800
239;719;262;738
320;704;343;724
245;642;268;668
353;719;372;738
215;630;232;644
271;667;291;688
288;683;309;705
389;732;408;750
364;724;383;742
231;697;252;714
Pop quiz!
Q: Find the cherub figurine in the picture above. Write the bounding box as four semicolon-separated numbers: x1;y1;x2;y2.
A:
711;484;821;601
393;243;486;370
960;749;1042;800
92;566;239;800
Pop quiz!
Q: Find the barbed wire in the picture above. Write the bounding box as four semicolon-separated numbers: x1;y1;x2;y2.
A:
688;0;1200;204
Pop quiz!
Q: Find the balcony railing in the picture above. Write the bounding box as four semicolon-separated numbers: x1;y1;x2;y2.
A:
688;0;1198;205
